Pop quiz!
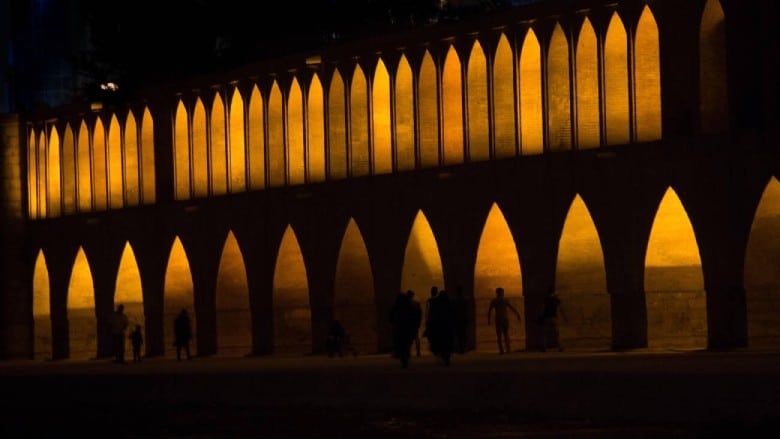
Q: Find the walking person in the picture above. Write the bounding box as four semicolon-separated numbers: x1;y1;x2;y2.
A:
539;289;566;351
427;290;455;366
109;304;129;363
174;308;192;361
129;324;143;363
406;290;423;357
487;287;521;354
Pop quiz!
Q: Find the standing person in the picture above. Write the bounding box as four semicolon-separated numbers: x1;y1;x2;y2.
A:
427;290;455;365
487;287;521;354
423;286;439;354
389;292;416;368
174;308;192;361
452;285;469;354
109;304;129;364
129;324;143;363
406;290;423;357
539;289;566;352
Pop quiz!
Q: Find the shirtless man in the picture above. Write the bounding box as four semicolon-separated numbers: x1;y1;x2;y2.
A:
487;287;521;354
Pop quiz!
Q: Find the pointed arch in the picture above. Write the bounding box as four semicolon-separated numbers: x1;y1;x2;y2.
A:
164;236;196;356
174;100;191;200
468;40;489;162
211;92;228;195
494;34;516;159
268;81;285;187
577;18;600;149
62;123;76;215
192;98;208;197
288;78;305;185
350;65;370;177
124;111;140;207
419;51;439;168
92;118;108;211
216;230;251;356
77;120;92;211
33;250;51;360
37;131;46;218
334;218;377;353
248;86;266;190
273;225;312;354
442;45;464;165
401;210;444;304
115;242;144;355
745;177;780;347
68;247;96;360
308;74;326;183
395;55;415;172
229;88;246;192
140;107;155;204
28;129;38;218
548;23;572;151
107;115;123;209
645;188;706;348
635;5;662;142
555;195;610;348
700;0;728;134
373;59;392;175
520;28;543;155
329;69;348;180
605;12;630;146
474;203;523;351
47;126;62;217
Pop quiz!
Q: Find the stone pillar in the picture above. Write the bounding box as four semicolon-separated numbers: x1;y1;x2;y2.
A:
609;290;648;350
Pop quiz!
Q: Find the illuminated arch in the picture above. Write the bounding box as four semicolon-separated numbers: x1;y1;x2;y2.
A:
494;34;516;159
92;118;107;211
37;131;46;218
124;112;139;207
395;55;415;172
229;88;246;192
164;236;196;356
745;177;780;347
248;86;265;190
68;247;96;360
273;225;312;354
401;210;444;304
28;129;37;218
605;12;630;146
577;18;600;149
419;51;439;168
62;123;76;215
474;203;523;352
211;93;228;195
216;230;251;356
334;218;377;353
33;250;51;360
520;28;543;155
47;126;61;217
442;45;464;165
555;195;610;348
635;6;662;142
288;78;305;185
174;100;190;200
350;65;370;177
329;69;348;180
115;242;144;356
268;81;285;187
107;115;123;209
141;107;155;204
77;120;92;211
192;98;208;197
700;0;728;134
468;40;489;162
308;75;326;183
548;23;572;151
373;59;392;175
644;188;706;348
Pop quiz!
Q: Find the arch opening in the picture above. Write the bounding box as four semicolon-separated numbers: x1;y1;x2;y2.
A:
273;225;312;354
115;242;144;358
68;247;96;360
33;250;51;360
164;237;196;357
216;231;252;356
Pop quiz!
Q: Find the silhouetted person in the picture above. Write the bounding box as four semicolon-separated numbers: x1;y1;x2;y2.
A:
174;309;192;361
109;304;129;363
452;285;469;354
423;286;439;353
487;287;521;354
130;324;143;363
539;289;566;351
427;290;455;365
407;290;423;357
326;320;346;357
389;292;416;368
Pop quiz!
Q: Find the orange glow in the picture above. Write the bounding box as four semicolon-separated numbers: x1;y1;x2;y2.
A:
108;115;123;209
401;210;444;301
273;225;312;354
519;29;543;155
27;129;37;218
372;59;392;175
288;78;306;185
493;34;516;159
635;6;662;142
33;250;51;360
474;203;523;351
645;187;706;348
308;75;326;183
350;65;370;177
419;51;439;168
114;242;144;357
164;236;196;356
37;131;46;217
125;112;140;207
68;247;96;360
605;13;630;146
395;55;415;172
47;126;62;217
442;45;464;165
268;81;285;187
547;24;572;151
745;177;780;347
576;18;600;149
174;100;190;200
77;120;92;211
468;40;489;162
700;0;728;134
62;123;76;215
229;89;246;192
211;93;228;195
92;118;108;211
329;70;348;180
192;98;208;197
216;231;252;356
141;107;155;204
334;218;377;353
248;86;265;190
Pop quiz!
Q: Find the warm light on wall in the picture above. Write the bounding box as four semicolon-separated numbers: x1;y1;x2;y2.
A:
192;98;208;197
124;112;140;206
519;29;543;155
248;86;265;190
468;40;489;162
350;65;370;177
419;51;439;168
442;45;464;165
174;100;190;200
33;250;51;360
211;93;228;195
141;107;155;204
372;60;392;175
605;13;630;146
216;230;252;356
92;118;108;210
68;247;96;360
401;210;444;300
307;75;326;183
700;0;728;134
494;34;516;159
547;23;572;151
108;115;124;209
62;123;76;214
268;81;285;187
37;131;47;217
635;6;662;142
288;78;306;185
229;89;246;193
47;126;62;217
329;70;348;180
395;55;415;172
164;236;196;356
78;120;92;210
27;129;37;218
576;18;600;149
273;225;312;353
